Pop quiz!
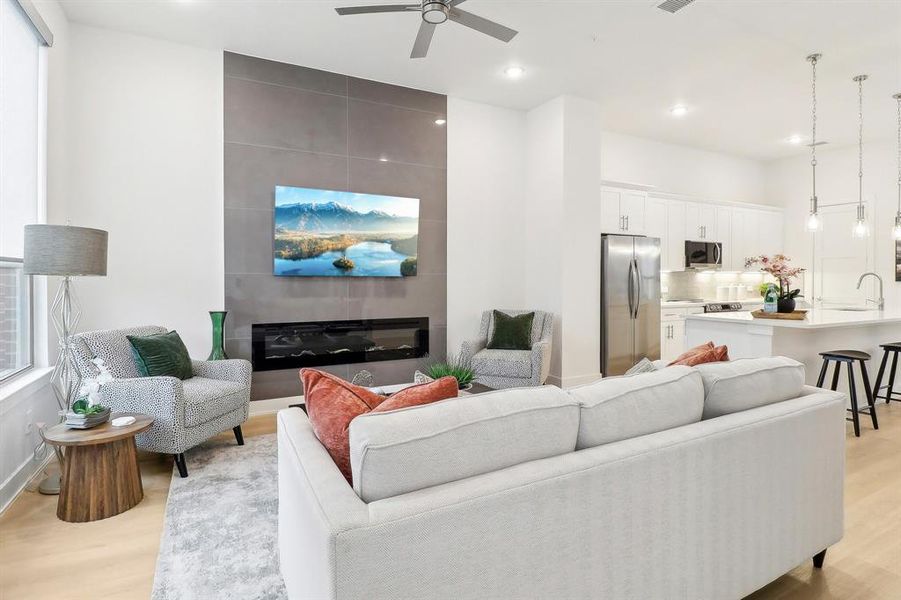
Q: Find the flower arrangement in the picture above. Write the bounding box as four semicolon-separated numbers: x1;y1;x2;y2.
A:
746;254;805;300
72;357;113;415
426;353;476;390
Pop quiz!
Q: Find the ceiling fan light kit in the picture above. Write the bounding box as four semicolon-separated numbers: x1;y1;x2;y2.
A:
335;0;518;59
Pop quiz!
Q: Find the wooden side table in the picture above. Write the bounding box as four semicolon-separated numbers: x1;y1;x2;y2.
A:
42;413;153;522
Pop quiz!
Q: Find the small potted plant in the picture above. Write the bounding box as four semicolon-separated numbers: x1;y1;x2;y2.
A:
68;358;113;428
425;353;476;391
747;254;805;313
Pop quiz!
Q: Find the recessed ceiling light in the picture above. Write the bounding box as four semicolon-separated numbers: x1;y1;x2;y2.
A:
504;66;525;79
379;156;388;162
786;134;803;144
670;104;688;117
434;118;446;125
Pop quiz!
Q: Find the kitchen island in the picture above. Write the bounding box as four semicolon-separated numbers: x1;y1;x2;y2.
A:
685;309;901;389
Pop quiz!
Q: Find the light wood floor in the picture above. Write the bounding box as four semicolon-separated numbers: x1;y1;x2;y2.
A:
2;407;901;600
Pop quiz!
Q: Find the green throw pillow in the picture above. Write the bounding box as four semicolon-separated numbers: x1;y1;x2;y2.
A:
127;330;193;380
487;311;534;351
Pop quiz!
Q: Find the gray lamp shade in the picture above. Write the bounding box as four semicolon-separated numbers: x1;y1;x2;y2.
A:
23;224;108;276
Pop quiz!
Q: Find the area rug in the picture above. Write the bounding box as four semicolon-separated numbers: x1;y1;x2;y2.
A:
151;433;287;600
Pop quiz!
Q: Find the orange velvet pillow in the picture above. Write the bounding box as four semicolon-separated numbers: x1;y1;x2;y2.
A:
670;344;729;367
667;341;715;366
299;369;458;483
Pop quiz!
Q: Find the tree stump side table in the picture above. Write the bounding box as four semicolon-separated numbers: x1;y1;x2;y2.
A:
42;413;153;523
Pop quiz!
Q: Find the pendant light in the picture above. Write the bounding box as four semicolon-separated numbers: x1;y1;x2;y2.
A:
806;53;822;232
851;74;870;239
893;92;901;240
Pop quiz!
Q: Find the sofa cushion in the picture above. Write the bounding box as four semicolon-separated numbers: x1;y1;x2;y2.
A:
697;356;805;419
667;341;714;366
183;377;248;427
472;348;532;379
72;325;167;379
487;310;534;350
349;385;579;502
127;330;194;380
670;344;729;367
567;366;704;450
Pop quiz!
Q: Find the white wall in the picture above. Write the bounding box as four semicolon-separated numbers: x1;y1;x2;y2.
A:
601;131;771;205
446;98;528;354
766;139;899;308
62;24;224;356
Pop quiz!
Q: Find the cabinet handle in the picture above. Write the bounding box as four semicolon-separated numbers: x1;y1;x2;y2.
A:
625;215;630;231
619;215;624;231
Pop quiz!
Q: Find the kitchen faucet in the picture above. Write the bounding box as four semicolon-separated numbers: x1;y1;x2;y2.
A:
856;272;884;310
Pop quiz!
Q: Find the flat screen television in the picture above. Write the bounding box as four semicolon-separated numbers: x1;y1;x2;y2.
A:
273;185;419;278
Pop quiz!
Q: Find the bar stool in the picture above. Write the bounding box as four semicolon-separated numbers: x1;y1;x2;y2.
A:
816;350;878;437
872;342;901;404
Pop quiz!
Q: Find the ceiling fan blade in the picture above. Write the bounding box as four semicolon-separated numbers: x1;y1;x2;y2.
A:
449;0;468;5
335;4;419;16
410;21;436;59
448;8;517;42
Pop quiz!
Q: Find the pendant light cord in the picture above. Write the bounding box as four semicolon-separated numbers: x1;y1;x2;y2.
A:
858;77;864;209
896;94;900;214
811;57;817;199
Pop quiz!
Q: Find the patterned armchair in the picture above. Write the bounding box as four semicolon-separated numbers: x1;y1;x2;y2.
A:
70;326;252;477
460;310;554;389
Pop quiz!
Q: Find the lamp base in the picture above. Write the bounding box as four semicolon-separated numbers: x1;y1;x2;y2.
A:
38;472;61;495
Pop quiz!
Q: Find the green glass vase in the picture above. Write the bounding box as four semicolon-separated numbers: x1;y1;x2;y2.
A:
207;311;229;360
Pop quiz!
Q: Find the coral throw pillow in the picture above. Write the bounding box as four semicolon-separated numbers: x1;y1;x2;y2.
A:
667;341;714;366
299;369;458;483
670;345;729;367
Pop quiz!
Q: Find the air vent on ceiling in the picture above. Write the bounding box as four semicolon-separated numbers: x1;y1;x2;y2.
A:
806;141;829;147
657;0;696;13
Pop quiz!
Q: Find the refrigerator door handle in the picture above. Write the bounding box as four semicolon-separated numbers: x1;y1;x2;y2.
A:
633;258;641;319
627;259;635;319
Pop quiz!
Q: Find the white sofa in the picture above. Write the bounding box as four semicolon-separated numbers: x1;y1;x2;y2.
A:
278;357;845;600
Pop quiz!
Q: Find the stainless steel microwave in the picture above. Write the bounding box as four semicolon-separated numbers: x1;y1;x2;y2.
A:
684;241;722;270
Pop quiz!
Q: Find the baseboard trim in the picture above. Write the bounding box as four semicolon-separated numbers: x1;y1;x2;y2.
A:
0;452;54;516
559;373;604;389
249;396;302;416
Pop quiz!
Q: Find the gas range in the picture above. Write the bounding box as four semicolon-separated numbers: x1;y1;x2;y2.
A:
704;302;744;313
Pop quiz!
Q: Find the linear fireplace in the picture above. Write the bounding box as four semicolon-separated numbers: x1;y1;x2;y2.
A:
251;317;429;372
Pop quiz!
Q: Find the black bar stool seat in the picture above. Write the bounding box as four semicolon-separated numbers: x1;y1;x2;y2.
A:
816;349;878;437
872;342;901;405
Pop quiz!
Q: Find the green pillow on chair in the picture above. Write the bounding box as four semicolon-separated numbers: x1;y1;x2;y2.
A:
127;330;194;380
487;310;534;351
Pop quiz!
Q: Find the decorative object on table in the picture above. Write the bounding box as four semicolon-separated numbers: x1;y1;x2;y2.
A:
23;223;108;495
207;310;229;360
350;369;373;387
461;309;554;389
66;357;113;429
40;412;153;522
746;255;805;313
70;325;252;478
425;353;475;390
763;283;778;313
111;415;137;427
805;53;823;232
412;369;434;385
851;74;870;239
751;309;809;321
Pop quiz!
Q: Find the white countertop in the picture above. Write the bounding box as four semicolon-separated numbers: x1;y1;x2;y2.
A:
662;299;763;308
685;308;901;330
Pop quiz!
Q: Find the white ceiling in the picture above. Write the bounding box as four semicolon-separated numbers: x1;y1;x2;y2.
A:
56;0;901;161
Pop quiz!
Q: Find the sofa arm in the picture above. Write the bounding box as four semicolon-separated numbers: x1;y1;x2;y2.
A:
460;337;487;363
530;340;552;385
192;359;252;385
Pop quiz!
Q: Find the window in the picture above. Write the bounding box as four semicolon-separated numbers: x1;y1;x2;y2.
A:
0;0;49;381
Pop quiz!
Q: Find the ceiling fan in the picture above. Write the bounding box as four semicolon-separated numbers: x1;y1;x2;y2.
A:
335;0;518;59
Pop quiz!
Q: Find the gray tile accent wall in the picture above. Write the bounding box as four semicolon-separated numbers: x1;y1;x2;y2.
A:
223;52;447;400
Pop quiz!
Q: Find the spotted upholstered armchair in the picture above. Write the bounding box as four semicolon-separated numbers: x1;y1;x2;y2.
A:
70;326;252;477
460;310;554;389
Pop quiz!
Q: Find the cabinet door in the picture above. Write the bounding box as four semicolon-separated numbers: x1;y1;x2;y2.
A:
620;191;647;234
600;189;623;234
698;205;716;240
670;320;686;357
685;203;702;241
714;206;733;270
731;208;759;269
757;210;784;256
645;197;668;267
666;200;686;271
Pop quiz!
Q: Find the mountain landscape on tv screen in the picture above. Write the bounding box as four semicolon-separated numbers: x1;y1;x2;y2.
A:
273;186;420;278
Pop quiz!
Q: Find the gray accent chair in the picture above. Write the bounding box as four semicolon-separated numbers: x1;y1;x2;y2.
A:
70;326;252;477
460;310;554;389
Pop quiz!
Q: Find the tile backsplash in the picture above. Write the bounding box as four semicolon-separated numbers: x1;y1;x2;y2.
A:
662;271;774;302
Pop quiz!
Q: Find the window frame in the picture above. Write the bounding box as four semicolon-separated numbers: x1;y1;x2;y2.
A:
0;257;34;382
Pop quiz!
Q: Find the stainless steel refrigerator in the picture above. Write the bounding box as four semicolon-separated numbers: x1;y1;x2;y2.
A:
600;235;661;376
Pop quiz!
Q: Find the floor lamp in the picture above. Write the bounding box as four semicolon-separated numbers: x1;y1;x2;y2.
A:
24;224;108;495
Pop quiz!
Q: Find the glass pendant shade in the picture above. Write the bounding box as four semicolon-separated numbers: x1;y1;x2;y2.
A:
852;204;870;238
806;211;821;232
893;215;901;240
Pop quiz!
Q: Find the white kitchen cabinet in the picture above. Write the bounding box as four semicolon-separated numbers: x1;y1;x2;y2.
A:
731;207;759;269
757;210;784;256
600;186;647;234
685;203;716;241
645;196;668;265
664;199;686;271
660;306;705;362
714;206;734;270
